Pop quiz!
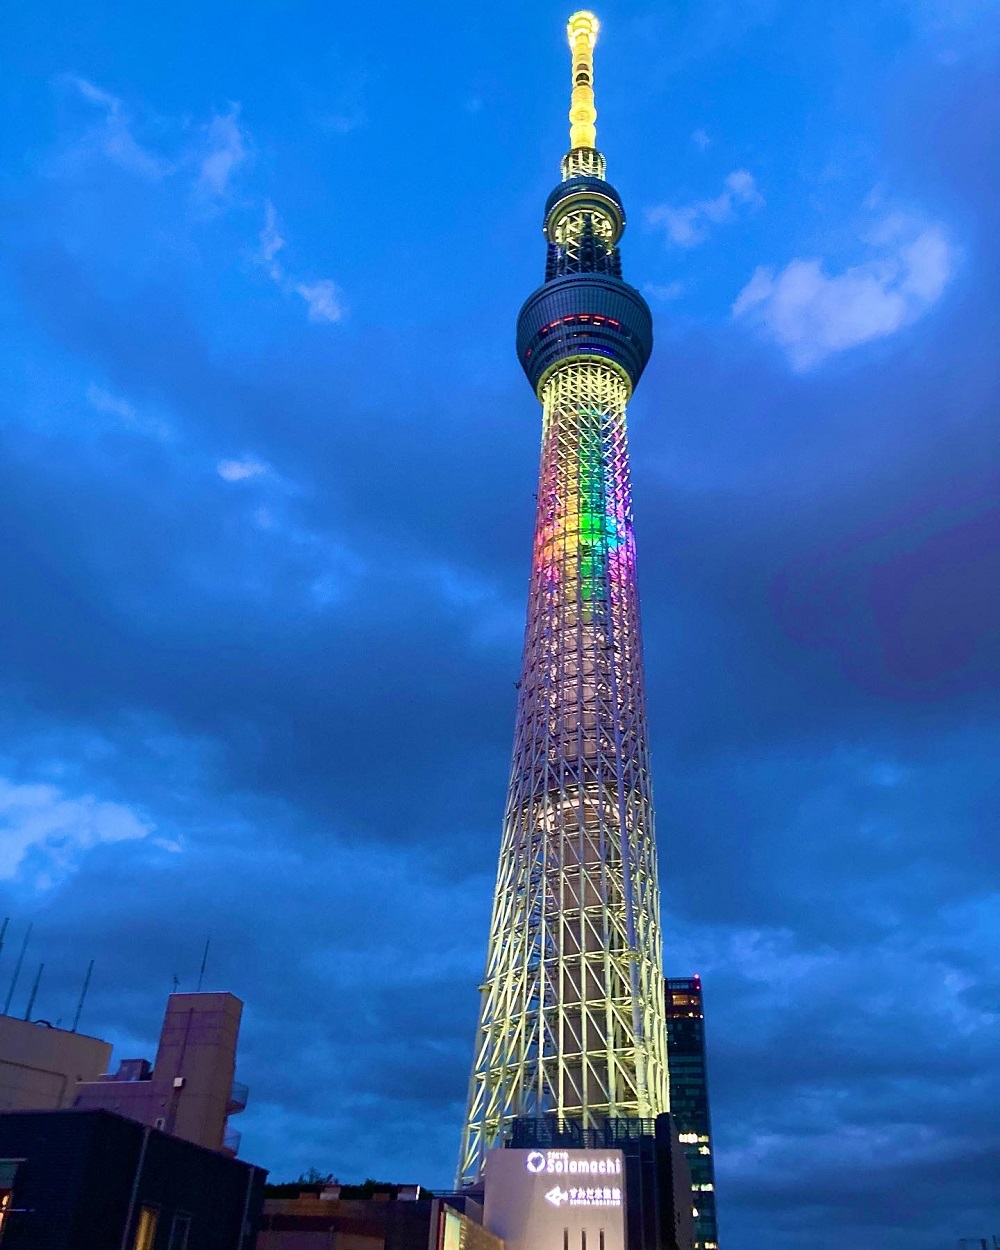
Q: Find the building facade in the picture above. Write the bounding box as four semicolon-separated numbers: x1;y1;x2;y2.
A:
0;1108;265;1249
74;991;248;1155
458;11;668;1185
257;1183;503;1250
665;979;718;1250
0;1014;111;1113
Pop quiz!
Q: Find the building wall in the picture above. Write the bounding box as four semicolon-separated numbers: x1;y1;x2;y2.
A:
257;1192;502;1250
73;991;242;1152
0;1108;265;1249
0;1015;111;1113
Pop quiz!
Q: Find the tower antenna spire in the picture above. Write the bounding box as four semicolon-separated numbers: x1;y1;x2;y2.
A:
567;11;600;151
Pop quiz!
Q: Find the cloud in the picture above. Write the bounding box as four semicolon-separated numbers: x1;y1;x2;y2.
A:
61;76;170;181
58;79;251;207
258;200;285;278
732;215;955;369
692;128;711;150
217;457;268;481
294;279;345;324
0;778;155;890
86;383;135;423
648;170;764;247
86;384;172;440
257;201;345;323
196;107;248;198
644;281;685;302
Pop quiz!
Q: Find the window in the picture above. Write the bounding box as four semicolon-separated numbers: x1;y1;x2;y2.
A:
0;1163;21;1245
168;1213;192;1250
132;1206;158;1250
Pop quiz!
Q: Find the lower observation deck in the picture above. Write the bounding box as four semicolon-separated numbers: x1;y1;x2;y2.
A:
517;273;653;394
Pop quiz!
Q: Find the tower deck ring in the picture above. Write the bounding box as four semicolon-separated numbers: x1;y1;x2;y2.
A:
544;175;626;243
517;274;653;396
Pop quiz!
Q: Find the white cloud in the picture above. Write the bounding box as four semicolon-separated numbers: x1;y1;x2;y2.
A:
692;128;711;150
62;75;170;181
732;215;955;370
218;457;268;482
648;169;764;247
256;202;345;324
0;778;156;890
644;280;685;302
86;383;172;440
86;383;135;423
196;107;248;198
294;279;344;324
59;79;251;204
259;199;285;278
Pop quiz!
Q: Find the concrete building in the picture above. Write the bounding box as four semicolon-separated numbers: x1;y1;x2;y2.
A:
74;991;248;1154
257;1182;503;1250
0;1014;111;1112
0;1107;265;1249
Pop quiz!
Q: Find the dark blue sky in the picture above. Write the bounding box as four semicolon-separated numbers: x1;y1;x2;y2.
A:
1;1;998;1247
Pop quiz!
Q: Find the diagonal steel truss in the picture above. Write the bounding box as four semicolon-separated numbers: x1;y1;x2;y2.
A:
458;361;668;1184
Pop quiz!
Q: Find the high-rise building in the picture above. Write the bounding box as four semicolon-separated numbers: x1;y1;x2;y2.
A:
459;12;668;1185
665;978;718;1250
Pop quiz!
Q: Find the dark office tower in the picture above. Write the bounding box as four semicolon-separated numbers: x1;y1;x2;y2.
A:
665;977;718;1250
457;11;668;1185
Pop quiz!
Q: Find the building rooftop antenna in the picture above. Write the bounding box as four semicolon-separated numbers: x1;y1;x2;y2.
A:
71;959;95;1033
195;938;210;993
2;921;32;1016
24;962;44;1021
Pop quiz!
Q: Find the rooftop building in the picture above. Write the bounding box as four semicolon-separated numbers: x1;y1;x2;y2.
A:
0;1012;111;1113
258;1181;503;1250
0;1107;265;1249
74;991;248;1155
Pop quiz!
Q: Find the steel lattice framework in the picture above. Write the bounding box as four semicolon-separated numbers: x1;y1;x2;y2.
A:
458;12;668;1185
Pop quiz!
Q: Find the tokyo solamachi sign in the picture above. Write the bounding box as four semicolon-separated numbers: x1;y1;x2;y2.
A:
484;1148;626;1250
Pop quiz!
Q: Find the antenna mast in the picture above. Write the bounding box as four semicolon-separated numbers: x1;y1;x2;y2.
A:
2;922;32;1016
71;959;95;1033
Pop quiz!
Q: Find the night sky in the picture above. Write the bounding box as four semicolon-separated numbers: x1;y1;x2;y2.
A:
1;1;998;1247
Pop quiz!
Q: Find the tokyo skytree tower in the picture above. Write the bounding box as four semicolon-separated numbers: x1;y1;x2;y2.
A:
458;11;668;1184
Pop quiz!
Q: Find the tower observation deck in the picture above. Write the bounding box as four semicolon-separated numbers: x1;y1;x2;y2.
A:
458;12;668;1184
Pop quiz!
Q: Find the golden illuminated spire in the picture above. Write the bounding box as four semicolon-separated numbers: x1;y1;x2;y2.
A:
567;10;600;150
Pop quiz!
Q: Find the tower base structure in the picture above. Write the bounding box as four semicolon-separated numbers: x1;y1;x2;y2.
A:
482;1116;693;1250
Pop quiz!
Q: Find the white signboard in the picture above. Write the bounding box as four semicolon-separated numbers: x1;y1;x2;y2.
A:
484;1148;626;1250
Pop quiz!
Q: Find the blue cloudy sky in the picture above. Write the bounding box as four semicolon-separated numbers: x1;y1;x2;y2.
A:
1;0;998;1245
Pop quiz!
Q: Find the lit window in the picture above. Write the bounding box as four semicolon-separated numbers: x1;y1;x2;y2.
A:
133;1206;159;1250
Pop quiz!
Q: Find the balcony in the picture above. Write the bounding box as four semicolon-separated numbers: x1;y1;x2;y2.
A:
227;1080;249;1115
221;1127;242;1158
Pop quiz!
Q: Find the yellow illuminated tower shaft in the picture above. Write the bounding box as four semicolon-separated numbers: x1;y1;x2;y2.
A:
458;13;668;1184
